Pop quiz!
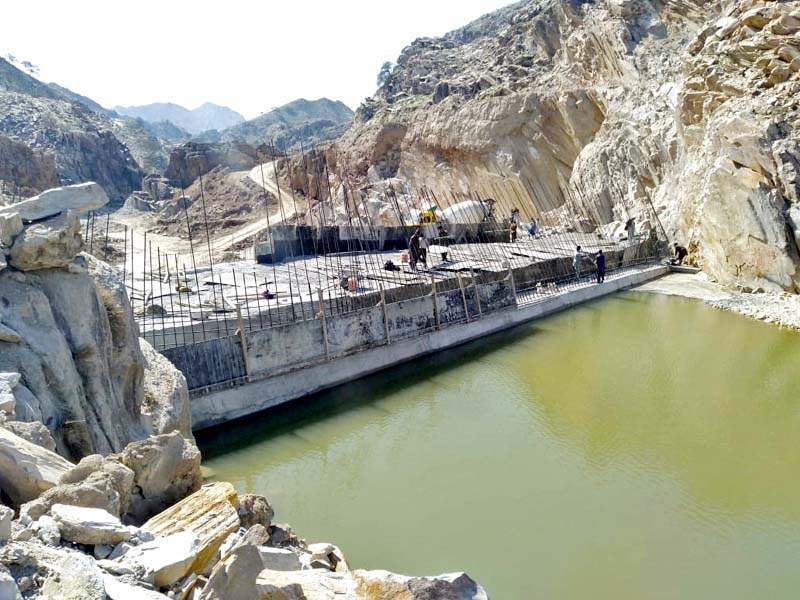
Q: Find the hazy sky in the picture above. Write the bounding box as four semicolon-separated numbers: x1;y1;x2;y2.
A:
3;0;515;119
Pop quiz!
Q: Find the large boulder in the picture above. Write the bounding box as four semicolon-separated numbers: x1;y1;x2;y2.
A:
115;432;202;524
0;426;73;506
21;454;134;521
102;573;170;599
139;339;192;439
353;571;489;600
4;420;56;452
141;482;241;576
8;211;83;271
198;544;264;600
0;182;109;222
50;504;132;545
120;530;200;588
237;494;274;530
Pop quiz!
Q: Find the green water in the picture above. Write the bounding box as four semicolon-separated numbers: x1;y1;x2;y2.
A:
199;293;800;599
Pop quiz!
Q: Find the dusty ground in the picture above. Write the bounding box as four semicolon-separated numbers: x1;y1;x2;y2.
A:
636;273;800;330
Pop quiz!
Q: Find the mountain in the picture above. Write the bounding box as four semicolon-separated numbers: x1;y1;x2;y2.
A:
113;102;245;135
196;98;354;150
0;57;142;203
333;0;800;293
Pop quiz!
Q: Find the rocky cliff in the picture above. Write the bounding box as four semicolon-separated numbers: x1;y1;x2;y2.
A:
0;58;168;202
333;0;800;292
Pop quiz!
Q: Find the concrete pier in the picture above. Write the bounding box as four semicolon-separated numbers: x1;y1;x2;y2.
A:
188;264;667;431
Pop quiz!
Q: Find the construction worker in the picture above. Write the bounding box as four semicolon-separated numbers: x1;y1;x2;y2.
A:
510;208;520;242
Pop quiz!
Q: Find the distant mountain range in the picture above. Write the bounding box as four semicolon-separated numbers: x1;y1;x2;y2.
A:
196;98;354;151
113;103;246;136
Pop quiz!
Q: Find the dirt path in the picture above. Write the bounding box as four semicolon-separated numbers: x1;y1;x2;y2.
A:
207;163;306;254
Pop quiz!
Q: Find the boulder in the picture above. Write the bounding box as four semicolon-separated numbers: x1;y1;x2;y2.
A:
0;214;23;246
8;210;83;271
237;494;274;530
21;454;134;521
140;340;193;440
0;182;109;222
253;570;309;600
102;573;170;600
0;505;13;541
4;421;56;452
0;569;22;600
121;530;201;588
353;571;489;600
116;432;202;524
0;426;73;506
50;504;132;545
198;544;264;600
142;482;241;576
31;514;61;546
258;547;303;572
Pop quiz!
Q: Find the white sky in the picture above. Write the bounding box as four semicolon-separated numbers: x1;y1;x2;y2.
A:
2;0;515;119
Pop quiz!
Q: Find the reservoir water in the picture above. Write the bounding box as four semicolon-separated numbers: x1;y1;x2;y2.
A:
199;292;800;599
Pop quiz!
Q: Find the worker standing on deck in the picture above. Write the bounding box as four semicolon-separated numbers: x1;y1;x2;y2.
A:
419;232;429;267
409;227;422;271
574;245;585;280
510;208;520;243
595;249;606;284
624;218;636;244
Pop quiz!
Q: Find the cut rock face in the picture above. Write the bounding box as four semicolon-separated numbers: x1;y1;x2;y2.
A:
0;182;109;222
50;503;132;545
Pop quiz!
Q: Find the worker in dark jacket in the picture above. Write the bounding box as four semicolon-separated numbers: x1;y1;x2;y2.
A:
595;249;606;284
673;243;689;265
409;228;422;271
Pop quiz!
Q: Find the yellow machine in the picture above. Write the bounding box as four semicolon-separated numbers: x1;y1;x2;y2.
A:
418;208;437;224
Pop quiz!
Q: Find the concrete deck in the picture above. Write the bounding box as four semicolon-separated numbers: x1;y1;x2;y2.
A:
191;264;667;431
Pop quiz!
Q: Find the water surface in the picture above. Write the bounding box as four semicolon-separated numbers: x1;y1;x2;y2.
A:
200;293;800;599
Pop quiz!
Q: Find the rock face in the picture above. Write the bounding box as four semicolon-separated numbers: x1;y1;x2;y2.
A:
0;186;193;460
333;0;800;292
0;134;59;200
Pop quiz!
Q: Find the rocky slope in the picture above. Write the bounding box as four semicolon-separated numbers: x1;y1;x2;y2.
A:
0;58;151;203
332;0;800;292
198;98;354;150
0;183;488;599
114;102;246;136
